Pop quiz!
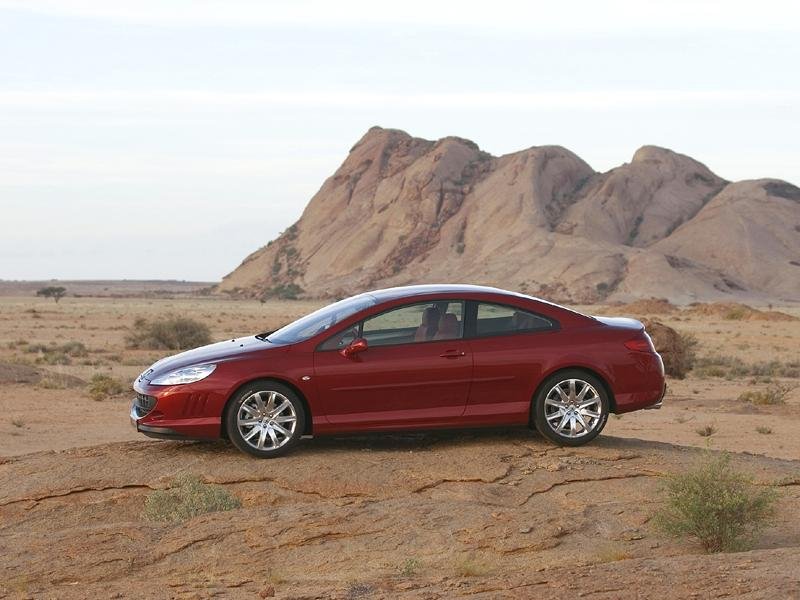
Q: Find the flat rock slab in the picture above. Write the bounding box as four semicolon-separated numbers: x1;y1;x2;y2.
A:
1;430;798;599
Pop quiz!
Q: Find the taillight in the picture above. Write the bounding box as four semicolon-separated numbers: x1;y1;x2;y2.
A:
624;334;655;353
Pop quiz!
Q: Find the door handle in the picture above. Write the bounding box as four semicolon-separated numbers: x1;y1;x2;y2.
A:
439;350;466;358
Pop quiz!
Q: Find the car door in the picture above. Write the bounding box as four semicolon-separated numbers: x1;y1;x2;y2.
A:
462;301;559;425
312;300;473;430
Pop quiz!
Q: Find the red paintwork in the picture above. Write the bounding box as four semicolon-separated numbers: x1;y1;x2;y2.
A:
131;285;665;441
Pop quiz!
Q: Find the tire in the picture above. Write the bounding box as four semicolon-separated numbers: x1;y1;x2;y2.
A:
532;369;609;446
225;380;306;458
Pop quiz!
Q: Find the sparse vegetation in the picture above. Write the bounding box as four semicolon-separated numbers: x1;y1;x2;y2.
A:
36;286;67;303
399;558;421;577
38;375;69;390
654;453;778;553
738;383;794;405
26;341;88;365
126;316;211;350
595;546;633;563
696;424;717;437
755;425;773;435
87;373;126;401
11;418;24;428
143;473;241;523
693;355;800;379
453;555;490;577
265;283;304;300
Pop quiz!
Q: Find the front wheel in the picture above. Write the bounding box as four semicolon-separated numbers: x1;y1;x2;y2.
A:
532;370;609;446
225;381;306;458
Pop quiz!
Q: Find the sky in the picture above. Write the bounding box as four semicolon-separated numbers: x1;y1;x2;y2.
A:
1;0;798;281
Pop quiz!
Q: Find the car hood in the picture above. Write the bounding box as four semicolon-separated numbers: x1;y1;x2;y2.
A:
138;335;287;383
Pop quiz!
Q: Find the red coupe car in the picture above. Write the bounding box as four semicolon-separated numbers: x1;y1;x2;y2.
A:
131;285;665;458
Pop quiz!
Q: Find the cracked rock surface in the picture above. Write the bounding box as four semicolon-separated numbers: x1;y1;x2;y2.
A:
1;429;799;599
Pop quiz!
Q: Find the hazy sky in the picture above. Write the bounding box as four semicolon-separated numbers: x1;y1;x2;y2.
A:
1;0;798;281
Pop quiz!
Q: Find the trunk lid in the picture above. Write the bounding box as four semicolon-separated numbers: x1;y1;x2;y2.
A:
593;316;645;331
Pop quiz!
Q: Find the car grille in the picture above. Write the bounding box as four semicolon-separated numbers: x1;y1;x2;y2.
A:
133;392;157;417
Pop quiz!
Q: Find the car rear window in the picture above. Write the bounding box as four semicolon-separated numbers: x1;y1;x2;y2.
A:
474;302;554;336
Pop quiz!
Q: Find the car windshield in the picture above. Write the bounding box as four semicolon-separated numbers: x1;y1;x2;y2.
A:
266;294;377;344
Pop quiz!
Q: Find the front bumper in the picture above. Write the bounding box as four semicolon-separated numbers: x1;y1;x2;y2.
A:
130;381;221;441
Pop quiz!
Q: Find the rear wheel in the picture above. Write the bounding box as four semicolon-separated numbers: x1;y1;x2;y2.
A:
533;370;609;446
225;380;306;458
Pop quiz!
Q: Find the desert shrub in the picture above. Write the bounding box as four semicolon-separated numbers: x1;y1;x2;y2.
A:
26;341;88;365
654;453;777;552
38;375;69;390
266;283;304;300
738;383;794;405
694;355;800;379
755;426;773;435
143;474;241;523
126;316;211;350
641;320;697;378
399;558;421;577
87;373;126;401
695;424;717;437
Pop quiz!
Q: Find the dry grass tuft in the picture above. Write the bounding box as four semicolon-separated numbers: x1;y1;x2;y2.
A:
143;473;241;523
595;546;634;563
738;383;794;406
453;555;491;577
696;424;717;437
693;355;800;379
26;341;88;365
87;373;126;401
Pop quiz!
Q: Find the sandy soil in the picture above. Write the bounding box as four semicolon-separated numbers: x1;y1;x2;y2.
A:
1;295;799;598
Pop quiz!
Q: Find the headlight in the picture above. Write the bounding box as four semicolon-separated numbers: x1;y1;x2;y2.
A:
150;364;216;386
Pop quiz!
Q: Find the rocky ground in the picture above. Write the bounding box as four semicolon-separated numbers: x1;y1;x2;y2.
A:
1;295;799;598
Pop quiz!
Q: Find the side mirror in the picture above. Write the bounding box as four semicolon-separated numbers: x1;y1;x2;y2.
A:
340;337;368;358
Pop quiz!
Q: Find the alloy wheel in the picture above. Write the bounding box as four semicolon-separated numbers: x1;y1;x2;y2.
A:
236;390;297;451
543;378;603;439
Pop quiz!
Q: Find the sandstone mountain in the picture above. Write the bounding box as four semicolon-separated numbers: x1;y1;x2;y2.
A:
218;127;800;303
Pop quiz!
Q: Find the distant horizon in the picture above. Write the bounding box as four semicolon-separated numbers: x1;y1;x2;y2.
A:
2;0;798;280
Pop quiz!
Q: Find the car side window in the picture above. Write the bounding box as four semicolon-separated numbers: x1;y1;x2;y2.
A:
317;324;360;351
361;300;464;347
474;303;554;336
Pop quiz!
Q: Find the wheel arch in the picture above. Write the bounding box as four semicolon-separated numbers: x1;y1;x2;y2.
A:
530;365;617;421
220;377;313;439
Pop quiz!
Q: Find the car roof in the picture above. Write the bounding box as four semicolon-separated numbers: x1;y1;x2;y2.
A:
362;284;592;323
366;284;532;302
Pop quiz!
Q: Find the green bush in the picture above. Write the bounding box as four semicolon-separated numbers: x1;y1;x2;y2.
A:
87;373;126;401
143;474;241;523
126;316;211;350
654;453;777;553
